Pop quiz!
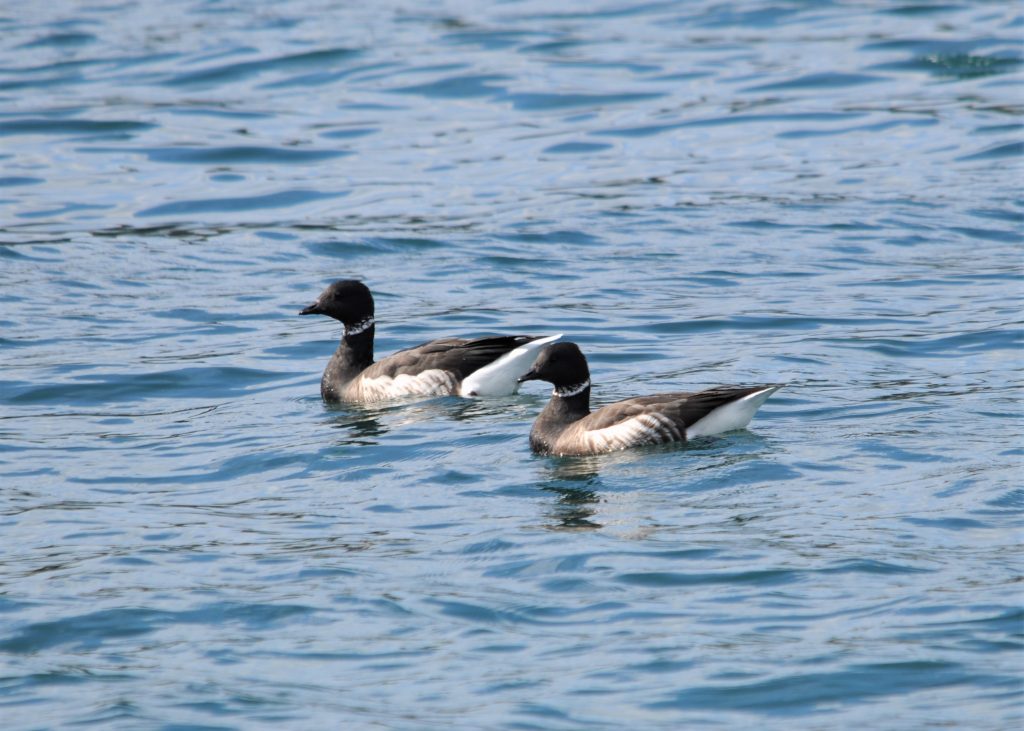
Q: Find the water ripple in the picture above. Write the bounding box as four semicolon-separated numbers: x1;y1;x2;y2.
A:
78;145;351;164
136;189;348;218
0;603;317;654
648;661;991;714
162;47;362;88
0;118;156;136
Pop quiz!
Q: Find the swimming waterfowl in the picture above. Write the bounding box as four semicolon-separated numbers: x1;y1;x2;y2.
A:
300;279;560;403
518;342;782;456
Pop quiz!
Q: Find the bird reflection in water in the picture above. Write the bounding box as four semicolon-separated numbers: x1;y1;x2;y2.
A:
538;456;607;530
324;404;390;446
324;395;489;446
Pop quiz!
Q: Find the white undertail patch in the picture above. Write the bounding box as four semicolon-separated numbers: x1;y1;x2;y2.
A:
685;385;783;439
458;333;562;397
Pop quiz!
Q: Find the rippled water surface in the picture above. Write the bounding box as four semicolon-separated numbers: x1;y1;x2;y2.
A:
1;1;1022;728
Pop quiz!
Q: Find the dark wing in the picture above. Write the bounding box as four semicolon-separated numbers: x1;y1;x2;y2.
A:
555;387;770;454
582;387;770;431
364;335;537;381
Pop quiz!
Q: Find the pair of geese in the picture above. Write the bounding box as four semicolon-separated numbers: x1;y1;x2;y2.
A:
301;280;783;457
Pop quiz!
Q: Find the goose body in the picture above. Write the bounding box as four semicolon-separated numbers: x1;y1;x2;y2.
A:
300;280;559;403
519;342;782;456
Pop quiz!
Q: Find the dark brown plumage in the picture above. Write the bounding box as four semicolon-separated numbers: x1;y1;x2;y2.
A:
519;342;782;456
300;280;554;402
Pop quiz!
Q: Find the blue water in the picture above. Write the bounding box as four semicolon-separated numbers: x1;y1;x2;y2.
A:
1;1;1022;728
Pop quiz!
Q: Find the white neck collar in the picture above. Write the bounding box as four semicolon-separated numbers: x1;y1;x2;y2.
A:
346;316;375;336
554;379;590;398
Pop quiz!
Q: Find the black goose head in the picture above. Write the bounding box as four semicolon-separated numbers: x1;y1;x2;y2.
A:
299;279;374;327
518;342;591;388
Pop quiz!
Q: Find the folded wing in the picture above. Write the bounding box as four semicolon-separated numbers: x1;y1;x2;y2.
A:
554;386;781;455
349;335;547;401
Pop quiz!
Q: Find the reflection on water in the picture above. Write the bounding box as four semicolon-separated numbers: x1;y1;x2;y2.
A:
539;457;606;530
325;408;390;445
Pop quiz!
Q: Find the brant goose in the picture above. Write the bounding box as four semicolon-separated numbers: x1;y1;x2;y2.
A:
300;279;560;403
518;342;782;456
